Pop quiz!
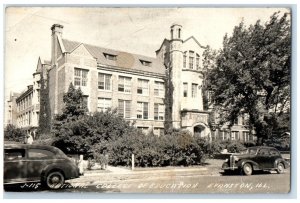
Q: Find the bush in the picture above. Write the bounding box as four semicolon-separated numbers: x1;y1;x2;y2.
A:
108;129;210;167
208;139;226;154
209;140;254;154
226;141;246;153
264;133;290;151
4;124;26;143
33;133;55;145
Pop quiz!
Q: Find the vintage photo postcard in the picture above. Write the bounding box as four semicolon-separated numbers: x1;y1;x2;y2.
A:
3;6;292;195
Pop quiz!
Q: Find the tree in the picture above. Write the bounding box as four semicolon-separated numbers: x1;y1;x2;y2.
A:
204;12;291;145
4;124;26;143
52;83;138;156
38;67;51;135
52;83;89;154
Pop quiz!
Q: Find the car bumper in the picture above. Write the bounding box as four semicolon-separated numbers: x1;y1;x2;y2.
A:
221;162;238;170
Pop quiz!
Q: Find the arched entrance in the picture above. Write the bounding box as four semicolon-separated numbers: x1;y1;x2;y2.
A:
193;123;211;138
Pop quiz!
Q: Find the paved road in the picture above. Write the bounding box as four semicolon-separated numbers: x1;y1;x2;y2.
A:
66;170;290;193
5;168;290;194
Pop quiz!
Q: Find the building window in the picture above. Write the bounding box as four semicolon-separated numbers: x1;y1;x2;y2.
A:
118;76;131;93
154;128;164;137
98;73;112;90
183;52;187;68
196;54;200;70
137;102;149;119
137;79;149;95
82;95;88;110
74;68;88;87
97;98;112;112
189;51;194;69
137;127;149;134
104;53;117;61
242;114;248;125
207;91;213;104
231;131;239;140
243;131;250;141
118;100;131;118
189;56;194;69
28;111;31;125
154;81;164;97
154;103;164;120
183;83;188;97
192;83;198;98
140;60;152;67
234;118;239;125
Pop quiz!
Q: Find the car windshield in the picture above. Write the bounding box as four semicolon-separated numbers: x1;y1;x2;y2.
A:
240;148;257;155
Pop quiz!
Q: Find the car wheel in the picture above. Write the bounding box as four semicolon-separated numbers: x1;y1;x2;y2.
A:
242;163;253;176
276;162;285;174
45;171;65;189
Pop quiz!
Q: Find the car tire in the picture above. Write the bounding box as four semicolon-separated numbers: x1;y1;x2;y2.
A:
242;163;253;176
276;162;285;174
45;171;65;189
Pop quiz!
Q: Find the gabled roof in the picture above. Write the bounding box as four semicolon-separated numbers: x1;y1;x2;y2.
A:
183;36;208;49
155;38;170;53
61;39;166;75
36;57;51;73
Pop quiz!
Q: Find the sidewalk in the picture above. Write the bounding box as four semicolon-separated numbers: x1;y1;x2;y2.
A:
82;159;223;176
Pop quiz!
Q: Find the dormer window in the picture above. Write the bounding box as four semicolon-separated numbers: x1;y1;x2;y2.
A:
184;51;201;70
104;53;117;61
140;60;152;67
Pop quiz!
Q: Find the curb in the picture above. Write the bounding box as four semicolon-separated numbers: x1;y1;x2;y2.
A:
82;167;210;176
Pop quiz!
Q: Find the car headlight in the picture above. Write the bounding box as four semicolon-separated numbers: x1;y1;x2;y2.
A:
234;156;239;162
225;159;228;162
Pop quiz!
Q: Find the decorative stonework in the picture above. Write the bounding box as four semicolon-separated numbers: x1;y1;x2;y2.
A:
181;111;210;127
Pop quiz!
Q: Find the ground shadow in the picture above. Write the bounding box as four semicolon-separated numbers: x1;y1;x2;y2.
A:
220;170;274;176
4;182;119;193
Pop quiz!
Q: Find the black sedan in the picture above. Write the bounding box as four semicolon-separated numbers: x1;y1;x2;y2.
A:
4;144;80;189
221;146;290;175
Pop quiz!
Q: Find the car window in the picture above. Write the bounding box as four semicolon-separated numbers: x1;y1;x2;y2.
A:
270;149;280;156
4;149;26;160
249;148;258;155
28;149;55;159
258;148;269;156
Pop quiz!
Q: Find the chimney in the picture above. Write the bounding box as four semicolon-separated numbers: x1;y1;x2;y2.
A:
51;24;63;37
51;24;64;66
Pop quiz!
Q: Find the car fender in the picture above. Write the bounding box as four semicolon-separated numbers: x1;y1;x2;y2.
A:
238;159;260;170
41;162;67;181
274;158;289;169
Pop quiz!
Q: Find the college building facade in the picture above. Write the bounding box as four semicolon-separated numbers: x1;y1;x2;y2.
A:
12;23;256;142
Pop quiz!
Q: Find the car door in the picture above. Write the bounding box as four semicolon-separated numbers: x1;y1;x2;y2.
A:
26;148;56;182
255;148;273;169
4;148;27;184
269;148;282;168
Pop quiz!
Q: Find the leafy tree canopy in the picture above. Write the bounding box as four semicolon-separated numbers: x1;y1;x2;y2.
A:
204;12;291;144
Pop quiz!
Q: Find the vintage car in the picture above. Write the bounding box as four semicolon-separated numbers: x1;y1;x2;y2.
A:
4;144;80;189
221;146;290;175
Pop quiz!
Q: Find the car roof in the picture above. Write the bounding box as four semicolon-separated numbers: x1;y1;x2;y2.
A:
4;144;62;153
248;146;278;150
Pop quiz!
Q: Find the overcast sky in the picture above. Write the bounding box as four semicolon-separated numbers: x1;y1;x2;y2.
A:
4;7;289;98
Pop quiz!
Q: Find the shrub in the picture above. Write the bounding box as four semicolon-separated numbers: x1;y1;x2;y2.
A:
226;141;246;153
4;124;26;143
244;141;257;148
107;129;210;167
33;133;55;145
208;139;226;154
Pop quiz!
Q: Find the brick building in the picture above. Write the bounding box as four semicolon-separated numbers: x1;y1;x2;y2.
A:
5;92;20;127
45;23;254;141
12;23;255;142
14;57;50;136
